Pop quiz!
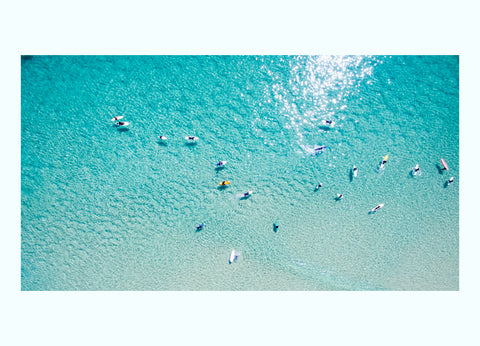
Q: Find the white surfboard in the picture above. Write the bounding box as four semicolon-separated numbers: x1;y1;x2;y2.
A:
111;115;124;121
215;160;227;168
229;250;238;264
370;203;384;213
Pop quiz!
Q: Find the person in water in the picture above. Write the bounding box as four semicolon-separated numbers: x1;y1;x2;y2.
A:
414;164;420;172
188;136;197;140
315;183;323;190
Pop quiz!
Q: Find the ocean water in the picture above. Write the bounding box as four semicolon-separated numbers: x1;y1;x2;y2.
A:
21;55;459;290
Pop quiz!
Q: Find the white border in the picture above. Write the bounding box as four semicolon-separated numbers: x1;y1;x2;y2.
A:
2;1;478;345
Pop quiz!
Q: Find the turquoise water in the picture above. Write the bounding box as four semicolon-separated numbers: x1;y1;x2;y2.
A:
21;55;459;290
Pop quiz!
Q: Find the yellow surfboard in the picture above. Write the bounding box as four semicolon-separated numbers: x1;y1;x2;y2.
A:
219;181;231;186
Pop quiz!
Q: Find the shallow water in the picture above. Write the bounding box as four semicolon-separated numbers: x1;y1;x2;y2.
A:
21;55;458;290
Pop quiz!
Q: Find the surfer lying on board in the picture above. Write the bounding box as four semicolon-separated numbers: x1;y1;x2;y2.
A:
370;203;384;213
378;154;389;170
411;164;421;176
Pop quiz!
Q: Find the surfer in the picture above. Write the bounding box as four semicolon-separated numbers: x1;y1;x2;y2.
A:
447;177;454;185
441;159;449;171
196;223;204;231
353;165;358;178
243;191;252;198
370;203;384;213
336;193;343;200
378;154;389;170
315;183;323;190
411;164;421;176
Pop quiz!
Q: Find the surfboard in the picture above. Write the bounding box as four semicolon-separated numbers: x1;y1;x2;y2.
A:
322;120;335;126
219;181;230;186
215;160;227;168
441;159;449;170
370;203;384;213
110;115;124;121
185;136;198;141
229;250;237;264
378;154;389;170
114;121;129;126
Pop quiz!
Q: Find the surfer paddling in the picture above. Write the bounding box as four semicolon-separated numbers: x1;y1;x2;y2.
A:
370;203;384;213
314;145;327;154
378;154;389;170
352;165;358;178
